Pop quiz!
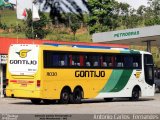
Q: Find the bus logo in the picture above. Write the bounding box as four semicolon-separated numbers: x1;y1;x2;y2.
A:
16;49;31;58
134;71;141;78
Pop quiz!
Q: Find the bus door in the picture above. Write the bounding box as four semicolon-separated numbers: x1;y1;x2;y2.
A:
144;54;154;86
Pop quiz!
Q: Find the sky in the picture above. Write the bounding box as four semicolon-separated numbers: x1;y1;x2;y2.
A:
116;0;148;9
8;0;149;10
8;0;15;4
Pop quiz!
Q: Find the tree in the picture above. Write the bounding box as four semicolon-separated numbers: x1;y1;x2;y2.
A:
148;0;160;17
70;22;80;41
25;9;49;39
114;2;128;28
137;5;146;16
126;8;140;28
144;0;160;26
115;2;140;29
137;5;146;25
68;14;80;41
87;0;120;34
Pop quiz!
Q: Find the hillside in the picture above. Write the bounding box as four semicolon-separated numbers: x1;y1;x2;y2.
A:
0;9;91;42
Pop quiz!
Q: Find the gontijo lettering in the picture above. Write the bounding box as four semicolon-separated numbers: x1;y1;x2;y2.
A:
75;70;105;77
10;60;37;65
114;31;139;38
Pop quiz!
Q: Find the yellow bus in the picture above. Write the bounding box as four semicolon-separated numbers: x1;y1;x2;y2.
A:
6;44;155;104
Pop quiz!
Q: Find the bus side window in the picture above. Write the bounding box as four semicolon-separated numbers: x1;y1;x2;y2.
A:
109;63;113;67
133;55;141;69
79;55;84;66
70;54;81;67
72;60;74;65
69;55;73;66
85;55;91;67
52;55;59;66
124;56;133;68
106;55;115;67
93;61;98;67
69;55;76;66
85;55;101;67
133;62;138;67
111;56;115;67
86;61;91;67
93;55;100;67
102;55;112;67
60;60;65;66
116;55;124;68
117;62;123;67
44;51;68;68
59;54;68;66
103;62;107;67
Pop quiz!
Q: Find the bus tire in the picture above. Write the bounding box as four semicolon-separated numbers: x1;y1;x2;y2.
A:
72;88;82;104
104;98;113;102
129;87;140;101
30;99;41;104
43;99;56;104
59;89;70;104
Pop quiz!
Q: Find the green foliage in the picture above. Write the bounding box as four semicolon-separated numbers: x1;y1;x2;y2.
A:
87;0;117;34
87;0;160;33
70;23;80;41
87;0;140;33
25;9;49;39
12;24;24;33
69;14;81;41
0;22;8;30
125;9;140;28
144;0;160;26
70;23;80;35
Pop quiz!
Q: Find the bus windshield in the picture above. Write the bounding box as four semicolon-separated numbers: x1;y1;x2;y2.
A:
8;44;39;75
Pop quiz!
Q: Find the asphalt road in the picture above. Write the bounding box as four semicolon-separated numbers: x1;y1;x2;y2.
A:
0;93;160;114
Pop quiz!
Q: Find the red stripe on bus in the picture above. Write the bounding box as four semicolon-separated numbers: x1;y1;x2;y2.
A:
28;81;34;83
10;80;17;83
10;80;34;84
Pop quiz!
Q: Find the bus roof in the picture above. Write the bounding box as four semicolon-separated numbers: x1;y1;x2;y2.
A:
41;44;141;54
10;44;151;55
44;43;129;50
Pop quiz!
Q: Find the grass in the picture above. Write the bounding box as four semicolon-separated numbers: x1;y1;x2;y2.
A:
0;9;50;26
0;9;91;42
0;10;23;26
0;32;26;38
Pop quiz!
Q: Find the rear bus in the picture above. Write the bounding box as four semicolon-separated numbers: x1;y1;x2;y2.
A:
6;44;42;101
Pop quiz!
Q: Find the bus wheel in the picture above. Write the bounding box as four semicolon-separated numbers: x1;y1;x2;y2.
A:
43;99;56;104
30;99;41;104
129;87;140;101
60;89;70;104
72;88;82;104
104;98;113;102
